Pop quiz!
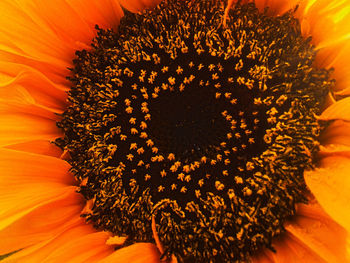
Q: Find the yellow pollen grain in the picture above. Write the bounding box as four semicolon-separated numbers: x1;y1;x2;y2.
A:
130;143;137;150
198;179;204;187
146;139;154;147
140;132;148;139
168;153;175;161
144;174;151;181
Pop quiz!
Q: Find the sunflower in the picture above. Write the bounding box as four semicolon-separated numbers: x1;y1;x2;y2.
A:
1;0;350;262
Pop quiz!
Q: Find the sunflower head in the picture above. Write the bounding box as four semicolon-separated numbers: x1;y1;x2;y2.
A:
55;0;334;261
2;0;350;262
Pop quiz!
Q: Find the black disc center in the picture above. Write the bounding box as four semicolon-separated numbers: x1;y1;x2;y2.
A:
148;86;228;161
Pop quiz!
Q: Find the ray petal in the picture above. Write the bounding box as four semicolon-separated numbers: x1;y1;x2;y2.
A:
0;189;83;255
299;0;350;92
255;199;349;263
3;227;114;263
4;140;62;158
98;243;161;263
265;232;327;263
254;0;300;15
118;0;162;13
0;110;60;147
283;200;349;263
0;61;68;111
319;97;350;122
0;148;77;231
305;156;350;233
321;120;350;147
0;0;123;87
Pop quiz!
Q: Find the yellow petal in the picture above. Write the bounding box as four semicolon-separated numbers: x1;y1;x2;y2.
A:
119;0;162;13
319;97;350;121
305;156;350;232
0;189;83;256
98;243;161;263
0;148;77;230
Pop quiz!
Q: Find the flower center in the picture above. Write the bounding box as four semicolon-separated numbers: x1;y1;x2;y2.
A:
148;86;229;162
56;0;333;262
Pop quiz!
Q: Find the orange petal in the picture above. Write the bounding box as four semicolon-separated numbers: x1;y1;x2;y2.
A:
253;198;349;263
99;243;161;263
0;49;70;88
284;200;349;263
20;0;121;51
305;156;350;233
318;144;350;159
251;250;274;263
300;0;350;46
0;61;68;111
315;41;350;92
336;86;350;96
28;0;123;44
319;97;350;121
321;120;350;147
254;0;300;15
221;0;300;16
4;225;114;263
38;231;114;263
66;0;123;29
0;100;59;123
0;188;83;255
299;0;350;92
0;148;77;230
0;0;71;66
5;140;62;158
0;71;61;147
0;110;60;147
119;0;162;13
0;0;123;86
264;232;327;263
0;86;62;124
